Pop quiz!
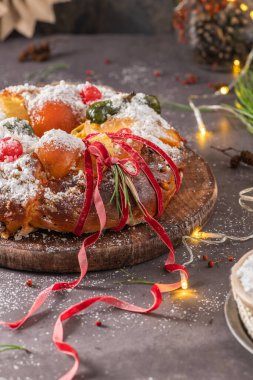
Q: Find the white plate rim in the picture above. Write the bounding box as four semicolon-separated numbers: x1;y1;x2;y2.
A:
224;291;253;355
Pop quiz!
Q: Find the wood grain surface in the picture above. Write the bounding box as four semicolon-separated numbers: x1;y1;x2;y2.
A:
0;148;217;273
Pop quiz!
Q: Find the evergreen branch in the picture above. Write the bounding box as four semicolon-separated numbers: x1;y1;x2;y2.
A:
161;101;218;113
110;164;133;219
0;344;31;354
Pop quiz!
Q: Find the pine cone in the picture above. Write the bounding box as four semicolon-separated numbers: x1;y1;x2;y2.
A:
189;2;251;64
240;151;253;166
230;155;241;169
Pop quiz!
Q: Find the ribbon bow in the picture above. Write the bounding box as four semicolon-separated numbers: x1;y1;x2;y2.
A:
0;131;188;380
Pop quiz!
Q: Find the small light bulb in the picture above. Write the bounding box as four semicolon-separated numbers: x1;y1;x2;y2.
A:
220;86;229;95
233;59;240;67
192;228;201;238
181;279;188;290
198;123;207;136
240;3;249;11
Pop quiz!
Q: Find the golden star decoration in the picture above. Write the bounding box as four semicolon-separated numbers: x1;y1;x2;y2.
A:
0;0;70;40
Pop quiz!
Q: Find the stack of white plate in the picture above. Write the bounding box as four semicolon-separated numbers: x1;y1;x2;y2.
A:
231;249;253;340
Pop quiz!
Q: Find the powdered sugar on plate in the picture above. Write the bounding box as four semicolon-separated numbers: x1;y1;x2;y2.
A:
237;254;253;294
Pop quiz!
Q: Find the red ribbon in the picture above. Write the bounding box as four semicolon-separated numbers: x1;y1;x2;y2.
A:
0;131;188;379
53;285;162;380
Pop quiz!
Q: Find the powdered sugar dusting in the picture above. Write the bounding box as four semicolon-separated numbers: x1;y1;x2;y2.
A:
0;105;6;121
237;254;253;294
0;117;38;154
26;81;86;120
35;129;85;152
110;92;182;162
0;154;39;206
6;81;87;121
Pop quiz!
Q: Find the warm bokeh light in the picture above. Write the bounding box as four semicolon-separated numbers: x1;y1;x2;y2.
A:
191;228;202;239
250;10;253;19
240;3;249;11
233;59;241;76
181;279;188;290
220;86;229;95
198;123;207;136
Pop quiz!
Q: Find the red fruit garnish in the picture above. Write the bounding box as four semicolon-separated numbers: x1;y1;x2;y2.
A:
80;86;102;104
85;69;94;76
25;279;33;287
202;255;208;261
208;260;214;268
104;58;112;65
0;137;23;162
153;69;161;78
95;320;102;327
228;257;235;262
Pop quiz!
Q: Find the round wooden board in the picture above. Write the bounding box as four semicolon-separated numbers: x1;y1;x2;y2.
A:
0;149;217;273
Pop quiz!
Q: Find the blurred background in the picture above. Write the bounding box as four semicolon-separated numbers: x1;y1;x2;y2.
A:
36;0;177;34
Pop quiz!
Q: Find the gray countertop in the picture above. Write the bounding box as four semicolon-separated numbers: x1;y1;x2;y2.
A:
0;34;253;380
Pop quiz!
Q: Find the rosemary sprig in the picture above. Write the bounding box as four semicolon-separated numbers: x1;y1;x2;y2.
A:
24;62;70;82
161;101;217;113
110;164;133;219
0;344;31;354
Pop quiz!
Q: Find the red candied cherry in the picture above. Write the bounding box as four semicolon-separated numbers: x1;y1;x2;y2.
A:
0;137;23;162
80;85;102;104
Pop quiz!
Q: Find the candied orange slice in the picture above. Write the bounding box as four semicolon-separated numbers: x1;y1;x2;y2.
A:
30;101;79;137
159;128;183;148
36;141;82;178
0;91;30;121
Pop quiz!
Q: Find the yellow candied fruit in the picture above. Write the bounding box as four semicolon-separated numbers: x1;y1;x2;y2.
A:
89;134;115;156
71;117;134;139
71;116;183;149
159;128;183;148
0;91;30;121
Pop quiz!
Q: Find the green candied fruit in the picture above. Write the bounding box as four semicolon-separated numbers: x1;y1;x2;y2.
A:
2;118;35;136
144;95;161;114
86;100;119;124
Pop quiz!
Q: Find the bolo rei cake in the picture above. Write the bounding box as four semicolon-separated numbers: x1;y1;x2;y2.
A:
0;81;185;240
231;249;253;340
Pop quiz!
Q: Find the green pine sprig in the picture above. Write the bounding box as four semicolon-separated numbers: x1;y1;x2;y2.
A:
110;164;133;219
0;344;31;354
233;70;253;133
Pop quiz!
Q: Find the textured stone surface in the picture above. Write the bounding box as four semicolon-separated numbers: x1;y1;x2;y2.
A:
0;34;253;380
36;0;177;34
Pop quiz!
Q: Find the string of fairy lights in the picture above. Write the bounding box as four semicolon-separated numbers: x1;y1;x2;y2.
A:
190;46;253;137
175;1;253;289
180;187;253;290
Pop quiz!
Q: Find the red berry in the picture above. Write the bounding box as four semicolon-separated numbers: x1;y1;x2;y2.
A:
202;255;208;261
25;279;33;287
208;260;214;268
80;86;102;104
104;58;112;64
95;320;102;327
228;257;235;262
85;69;94;76
153;70;161;77
0;137;23;162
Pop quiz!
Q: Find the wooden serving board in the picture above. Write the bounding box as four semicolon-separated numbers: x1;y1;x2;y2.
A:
0;149;217;273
